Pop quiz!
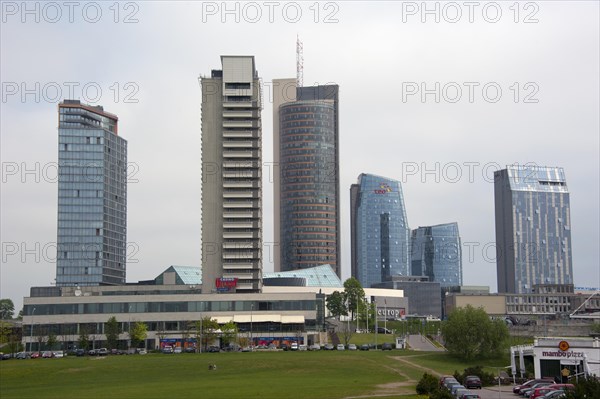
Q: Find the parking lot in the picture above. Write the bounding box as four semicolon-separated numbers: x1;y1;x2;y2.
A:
479;386;518;399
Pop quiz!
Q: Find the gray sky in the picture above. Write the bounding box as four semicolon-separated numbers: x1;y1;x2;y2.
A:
1;1;599;311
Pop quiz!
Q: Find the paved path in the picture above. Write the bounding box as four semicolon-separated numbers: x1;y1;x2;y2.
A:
406;334;445;351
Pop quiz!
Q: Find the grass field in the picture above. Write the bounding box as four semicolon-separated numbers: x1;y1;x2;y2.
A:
0;350;506;399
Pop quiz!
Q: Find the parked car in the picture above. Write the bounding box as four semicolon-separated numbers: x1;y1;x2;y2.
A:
445;381;461;392
290;342;299;351
531;384;574;399
377;327;392;334
30;352;40;359
173;346;182;354
75;349;86;357
309;344;321;351
267;343;277;350
382;342;393;351
336;344;345;351
184;347;195;353
513;379;555;395
53;351;65;358
522;382;554;397
464;375;482;389
42;351;54;358
455;388;470;399
161;346;174;354
360;344;370;351
460;394;481;399
348;344;357;351
15;352;30;359
440;376;456;387
136;348;147;355
450;385;466;397
323;344;335;350
88;349;97;356
298;344;308;351
97;348;109;356
207;346;220;353
542;390;567;399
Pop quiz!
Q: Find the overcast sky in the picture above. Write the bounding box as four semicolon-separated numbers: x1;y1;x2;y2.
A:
1;1;599;311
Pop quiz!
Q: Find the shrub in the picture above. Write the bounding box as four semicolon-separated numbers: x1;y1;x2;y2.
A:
416;373;439;395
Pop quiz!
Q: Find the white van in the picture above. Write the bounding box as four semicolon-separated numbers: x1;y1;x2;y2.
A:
290;342;299;351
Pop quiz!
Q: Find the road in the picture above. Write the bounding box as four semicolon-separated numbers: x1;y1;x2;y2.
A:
478;385;517;399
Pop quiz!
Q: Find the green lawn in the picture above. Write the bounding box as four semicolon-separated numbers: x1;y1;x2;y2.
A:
0;350;500;399
1;351;412;399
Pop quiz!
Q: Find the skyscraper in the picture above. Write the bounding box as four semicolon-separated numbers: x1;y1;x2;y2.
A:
411;223;462;287
350;173;410;288
56;100;127;286
494;165;573;294
200;56;262;293
273;80;340;276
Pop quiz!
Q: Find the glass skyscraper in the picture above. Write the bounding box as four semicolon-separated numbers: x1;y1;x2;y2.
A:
56;100;127;286
273;82;340;276
411;223;462;287
350;173;410;288
494;165;573;294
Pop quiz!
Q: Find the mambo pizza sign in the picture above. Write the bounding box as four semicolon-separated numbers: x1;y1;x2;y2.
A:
377;308;406;318
541;350;585;359
216;277;238;291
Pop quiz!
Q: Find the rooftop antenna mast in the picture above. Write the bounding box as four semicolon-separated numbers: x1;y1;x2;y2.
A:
296;35;304;87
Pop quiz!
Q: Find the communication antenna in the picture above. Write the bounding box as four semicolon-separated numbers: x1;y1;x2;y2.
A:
296;35;304;87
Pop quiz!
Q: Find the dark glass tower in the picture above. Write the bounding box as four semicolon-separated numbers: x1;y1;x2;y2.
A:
494;165;573;294
56;100;127;286
350;173;410;288
411;223;462;287
274;83;340;276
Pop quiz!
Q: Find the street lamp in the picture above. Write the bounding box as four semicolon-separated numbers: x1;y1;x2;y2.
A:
250;303;254;349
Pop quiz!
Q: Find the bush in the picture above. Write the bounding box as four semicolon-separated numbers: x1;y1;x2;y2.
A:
416;373;439;395
564;376;600;399
453;366;495;386
429;389;454;399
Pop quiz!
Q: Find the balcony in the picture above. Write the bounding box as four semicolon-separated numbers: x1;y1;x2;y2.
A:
222;130;258;139
223;191;257;199
223;200;258;209
222;120;260;129
223;181;259;189
223;150;259;158
223;221;259;229
223;231;259;239
222;110;259;118
223;210;259;218
222;141;258;149
222;170;259;179
223;161;259;168
222;241;260;249
223;100;259;108
222;251;258;259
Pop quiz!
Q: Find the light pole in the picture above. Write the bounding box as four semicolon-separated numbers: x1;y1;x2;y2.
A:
29;307;36;353
374;300;378;350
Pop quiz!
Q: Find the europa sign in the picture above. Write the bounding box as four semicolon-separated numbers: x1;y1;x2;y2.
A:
373;183;392;194
377;308;405;319
216;277;238;292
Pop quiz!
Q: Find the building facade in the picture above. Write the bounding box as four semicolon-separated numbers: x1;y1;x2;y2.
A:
494;166;573;294
411;223;462;288
200;56;263;293
372;276;441;318
56;100;127;286
351;173;410;288
273;81;341;276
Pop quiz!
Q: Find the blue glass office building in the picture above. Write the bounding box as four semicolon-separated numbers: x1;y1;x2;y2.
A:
411;223;462;287
56;100;127;286
350;173;410;288
494;165;573;294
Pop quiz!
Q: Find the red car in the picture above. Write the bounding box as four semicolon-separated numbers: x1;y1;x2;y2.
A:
30;352;40;359
513;378;555;394
530;384;574;399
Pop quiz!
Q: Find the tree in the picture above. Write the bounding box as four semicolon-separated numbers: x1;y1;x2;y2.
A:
564;376;600;399
78;325;90;350
47;332;57;350
221;321;238;347
416;373;439;395
105;316;120;349
441;305;509;360
195;317;219;351
130;321;147;348
339;319;354;346
343;278;365;320
326;291;347;319
0;299;15;319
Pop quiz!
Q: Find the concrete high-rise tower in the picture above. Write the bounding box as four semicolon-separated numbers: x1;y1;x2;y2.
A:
200;56;262;293
273;80;340;276
56;100;127;286
494;165;573;294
